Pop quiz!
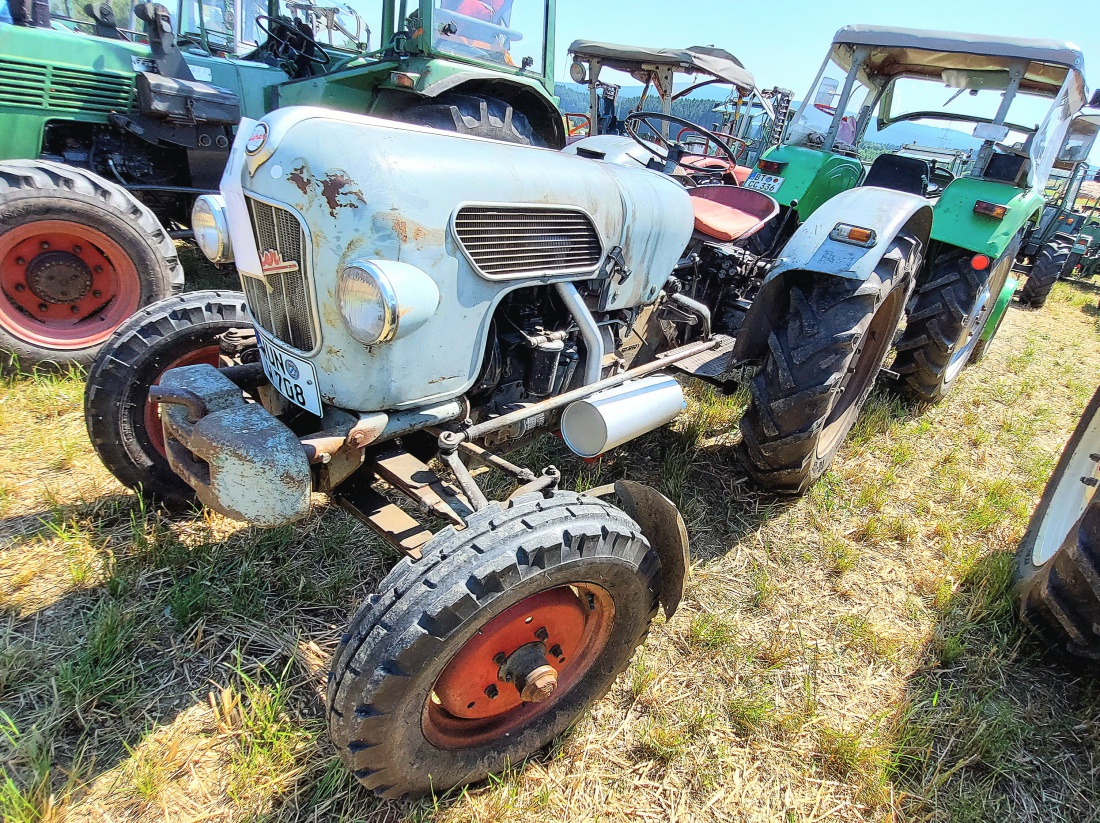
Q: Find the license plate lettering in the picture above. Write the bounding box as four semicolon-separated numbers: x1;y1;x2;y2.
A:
256;330;322;415
744;173;783;193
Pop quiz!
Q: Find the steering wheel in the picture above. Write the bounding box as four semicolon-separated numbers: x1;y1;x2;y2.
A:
256;15;331;66
625;112;743;177
676;126;751;162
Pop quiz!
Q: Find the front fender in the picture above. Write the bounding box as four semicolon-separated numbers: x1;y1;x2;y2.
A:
728;186;932;373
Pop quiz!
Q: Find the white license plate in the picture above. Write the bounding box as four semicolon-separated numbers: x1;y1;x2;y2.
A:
256;329;322;416
744;173;784;193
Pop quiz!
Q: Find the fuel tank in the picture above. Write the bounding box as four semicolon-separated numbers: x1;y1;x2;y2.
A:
221;106;694;412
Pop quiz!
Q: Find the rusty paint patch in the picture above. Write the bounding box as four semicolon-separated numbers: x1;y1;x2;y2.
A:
428;374;459;384
289;165;310;195
321;173;366;217
374;210;445;250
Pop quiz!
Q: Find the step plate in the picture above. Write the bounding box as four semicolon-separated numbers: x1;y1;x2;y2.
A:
670;334;736;380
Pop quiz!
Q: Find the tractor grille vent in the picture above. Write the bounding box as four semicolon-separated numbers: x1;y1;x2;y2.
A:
0;58;132;114
453;206;602;278
243;197;315;352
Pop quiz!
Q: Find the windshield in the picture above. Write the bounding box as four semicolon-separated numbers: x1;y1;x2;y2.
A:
785;56;875;153
178;0;378;55
431;0;547;74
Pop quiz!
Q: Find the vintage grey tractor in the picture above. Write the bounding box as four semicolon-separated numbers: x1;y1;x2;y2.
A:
83;23;1094;798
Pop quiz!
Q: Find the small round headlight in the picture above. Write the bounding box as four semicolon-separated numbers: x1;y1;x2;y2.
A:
569;60;586;84
191;194;233;264
338;262;397;345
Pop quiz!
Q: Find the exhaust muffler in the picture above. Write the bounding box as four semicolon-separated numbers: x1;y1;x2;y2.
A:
560;373;685;458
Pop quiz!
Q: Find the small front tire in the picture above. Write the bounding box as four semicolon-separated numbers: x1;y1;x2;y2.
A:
326;491;661;798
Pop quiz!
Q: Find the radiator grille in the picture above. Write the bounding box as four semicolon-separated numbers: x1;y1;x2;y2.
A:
0;58;132;114
454;206;602;277
244;197;315;352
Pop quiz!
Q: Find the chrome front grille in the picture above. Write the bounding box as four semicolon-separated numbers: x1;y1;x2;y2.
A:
243;197;315;351
454;206;602;278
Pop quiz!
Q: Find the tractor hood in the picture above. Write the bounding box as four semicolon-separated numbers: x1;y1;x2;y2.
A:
218;107;694;413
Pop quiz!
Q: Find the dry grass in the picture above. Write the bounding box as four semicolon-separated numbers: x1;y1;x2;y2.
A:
2;278;1100;822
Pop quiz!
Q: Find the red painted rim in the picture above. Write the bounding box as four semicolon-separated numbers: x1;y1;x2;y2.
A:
422;583;614;750
143;346;222;460
0;221;142;349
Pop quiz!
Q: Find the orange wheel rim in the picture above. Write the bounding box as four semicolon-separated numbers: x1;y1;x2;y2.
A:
0;220;142;349
143;345;223;460
423;583;615;750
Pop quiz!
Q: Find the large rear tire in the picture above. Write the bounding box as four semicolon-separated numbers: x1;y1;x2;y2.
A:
1018;239;1070;308
84;290;251;511
737;234;918;494
1015;386;1100;662
396;93;543;146
0;160;183;371
892;248;1010;403
327;491;660;798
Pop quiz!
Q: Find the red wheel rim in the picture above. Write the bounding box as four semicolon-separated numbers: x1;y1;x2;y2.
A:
0;221;142;349
423;583;615;750
143;346;222;460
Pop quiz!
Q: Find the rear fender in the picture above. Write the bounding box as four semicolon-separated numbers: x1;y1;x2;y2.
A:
930;177;1044;258
728;187;932;371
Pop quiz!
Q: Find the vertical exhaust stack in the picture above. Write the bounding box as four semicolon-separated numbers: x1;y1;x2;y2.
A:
560;373;685;458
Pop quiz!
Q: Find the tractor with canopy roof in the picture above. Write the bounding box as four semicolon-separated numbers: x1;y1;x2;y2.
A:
748;26;1094;400
564;41;783;183
0;0;563;370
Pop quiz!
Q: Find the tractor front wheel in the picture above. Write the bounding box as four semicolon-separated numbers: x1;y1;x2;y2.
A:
1015;386;1100;661
1019;239;1071;308
0;160;183;370
737;234;918;494
327;491;660;798
84;290;251;511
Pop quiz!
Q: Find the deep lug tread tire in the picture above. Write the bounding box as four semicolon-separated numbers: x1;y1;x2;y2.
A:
0;160;184;369
1015;387;1100;663
396;93;543;146
84;290;249;511
737;235;918;494
1018;240;1070;308
326;491;661;799
893;248;1003;403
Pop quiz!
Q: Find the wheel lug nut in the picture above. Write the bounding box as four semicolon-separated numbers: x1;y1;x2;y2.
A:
39;242;49;250
14;283;25;292
38;303;48;312
484;684;498;699
70;305;80;314
549;644;562;657
92;290;102;298
72;245;82;254
534;627;549;641
492;652;506;666
14;257;24;265
93;265;103;274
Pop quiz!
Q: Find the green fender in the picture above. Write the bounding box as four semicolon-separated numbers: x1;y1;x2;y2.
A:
980;276;1019;343
931;177;1045;258
752;145;863;220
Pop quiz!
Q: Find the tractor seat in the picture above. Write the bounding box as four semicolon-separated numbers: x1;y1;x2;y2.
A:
862;154;929;197
687;185;779;243
682;155;753;185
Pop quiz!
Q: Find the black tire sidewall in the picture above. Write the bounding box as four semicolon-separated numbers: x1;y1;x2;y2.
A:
84;291;249;510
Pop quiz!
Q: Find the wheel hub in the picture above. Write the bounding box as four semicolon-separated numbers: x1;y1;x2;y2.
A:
498;642;558;703
25;251;93;304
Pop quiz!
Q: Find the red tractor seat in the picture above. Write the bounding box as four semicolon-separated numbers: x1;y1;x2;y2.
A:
687;185;779;243
682;155;753;185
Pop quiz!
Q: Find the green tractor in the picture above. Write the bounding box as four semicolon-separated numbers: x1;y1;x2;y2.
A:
0;0;562;369
749;26;1093;401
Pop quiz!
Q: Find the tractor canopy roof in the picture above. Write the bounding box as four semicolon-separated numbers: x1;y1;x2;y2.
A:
831;24;1085;99
567;40;757;96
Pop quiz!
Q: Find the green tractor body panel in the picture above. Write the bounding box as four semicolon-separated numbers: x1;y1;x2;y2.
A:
930;178;1045;258
755;144;862;220
980;275;1018;342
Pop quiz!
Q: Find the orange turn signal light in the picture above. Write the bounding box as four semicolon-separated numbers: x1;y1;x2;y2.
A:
973;200;1007;219
390;71;420;88
971;254;991;271
829;222;877;247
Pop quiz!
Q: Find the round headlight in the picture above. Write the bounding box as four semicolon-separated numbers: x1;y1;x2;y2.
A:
191;195;233;264
338;262;398;345
569;60;586;84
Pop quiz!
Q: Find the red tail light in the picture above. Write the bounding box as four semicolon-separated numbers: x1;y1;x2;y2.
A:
758;160;785;174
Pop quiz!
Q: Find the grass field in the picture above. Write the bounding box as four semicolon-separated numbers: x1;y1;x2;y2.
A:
1;278;1099;822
